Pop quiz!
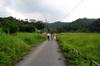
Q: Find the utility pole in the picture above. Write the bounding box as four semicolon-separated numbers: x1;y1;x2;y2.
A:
45;18;48;33
42;15;48;33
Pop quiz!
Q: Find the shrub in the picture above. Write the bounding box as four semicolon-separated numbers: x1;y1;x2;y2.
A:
0;32;46;66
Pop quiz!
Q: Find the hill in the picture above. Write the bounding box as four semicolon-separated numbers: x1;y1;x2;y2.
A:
47;18;98;32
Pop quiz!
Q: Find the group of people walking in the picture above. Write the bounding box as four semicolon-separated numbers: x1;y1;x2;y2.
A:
47;32;56;40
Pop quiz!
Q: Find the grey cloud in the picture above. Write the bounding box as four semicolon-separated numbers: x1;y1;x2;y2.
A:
9;0;43;13
0;7;9;17
0;0;67;22
9;0;64;21
8;0;63;14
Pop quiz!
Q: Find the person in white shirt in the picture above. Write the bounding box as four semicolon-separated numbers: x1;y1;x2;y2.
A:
47;33;51;40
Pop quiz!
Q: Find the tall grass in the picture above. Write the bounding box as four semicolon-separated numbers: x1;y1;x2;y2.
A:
16;32;46;46
57;33;100;66
0;32;46;66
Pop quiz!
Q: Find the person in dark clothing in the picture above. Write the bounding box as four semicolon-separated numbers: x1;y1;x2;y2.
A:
47;33;51;40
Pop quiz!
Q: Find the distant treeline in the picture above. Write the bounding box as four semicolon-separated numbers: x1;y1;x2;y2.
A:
0;16;45;34
47;18;100;33
1;16;100;33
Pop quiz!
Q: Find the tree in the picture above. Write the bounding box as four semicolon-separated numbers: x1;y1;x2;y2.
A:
89;19;100;32
1;17;19;34
19;22;35;32
35;21;45;30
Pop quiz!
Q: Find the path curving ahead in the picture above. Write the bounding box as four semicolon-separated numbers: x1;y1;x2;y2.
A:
15;40;66;66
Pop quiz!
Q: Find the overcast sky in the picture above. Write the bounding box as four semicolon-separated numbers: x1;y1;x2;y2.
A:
0;0;100;22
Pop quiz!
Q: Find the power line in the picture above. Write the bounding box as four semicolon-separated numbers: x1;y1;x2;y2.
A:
60;0;84;21
42;0;84;22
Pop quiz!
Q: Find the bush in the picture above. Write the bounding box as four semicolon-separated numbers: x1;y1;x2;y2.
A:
0;32;46;66
0;32;29;66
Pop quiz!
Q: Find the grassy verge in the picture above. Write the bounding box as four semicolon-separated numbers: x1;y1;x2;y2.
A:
0;32;46;66
57;33;100;66
16;32;46;46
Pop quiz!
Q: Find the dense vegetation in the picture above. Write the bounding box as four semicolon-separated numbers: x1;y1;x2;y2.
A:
0;16;45;34
47;18;100;33
0;16;47;66
1;16;100;33
57;33;100;66
0;32;46;66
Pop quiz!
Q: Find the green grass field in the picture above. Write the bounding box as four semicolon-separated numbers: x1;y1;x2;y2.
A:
0;32;46;66
57;33;100;66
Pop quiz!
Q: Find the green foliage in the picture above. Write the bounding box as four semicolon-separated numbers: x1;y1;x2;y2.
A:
16;32;46;46
0;32;46;66
47;18;97;33
47;22;69;32
0;16;45;33
1;17;19;34
57;33;100;66
89;19;100;32
19;22;35;32
35;21;45;30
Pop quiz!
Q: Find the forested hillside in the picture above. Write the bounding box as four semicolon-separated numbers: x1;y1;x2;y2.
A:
47;18;100;32
1;16;100;33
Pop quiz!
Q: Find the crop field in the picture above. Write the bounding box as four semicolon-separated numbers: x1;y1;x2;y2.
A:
57;33;100;66
0;32;46;66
